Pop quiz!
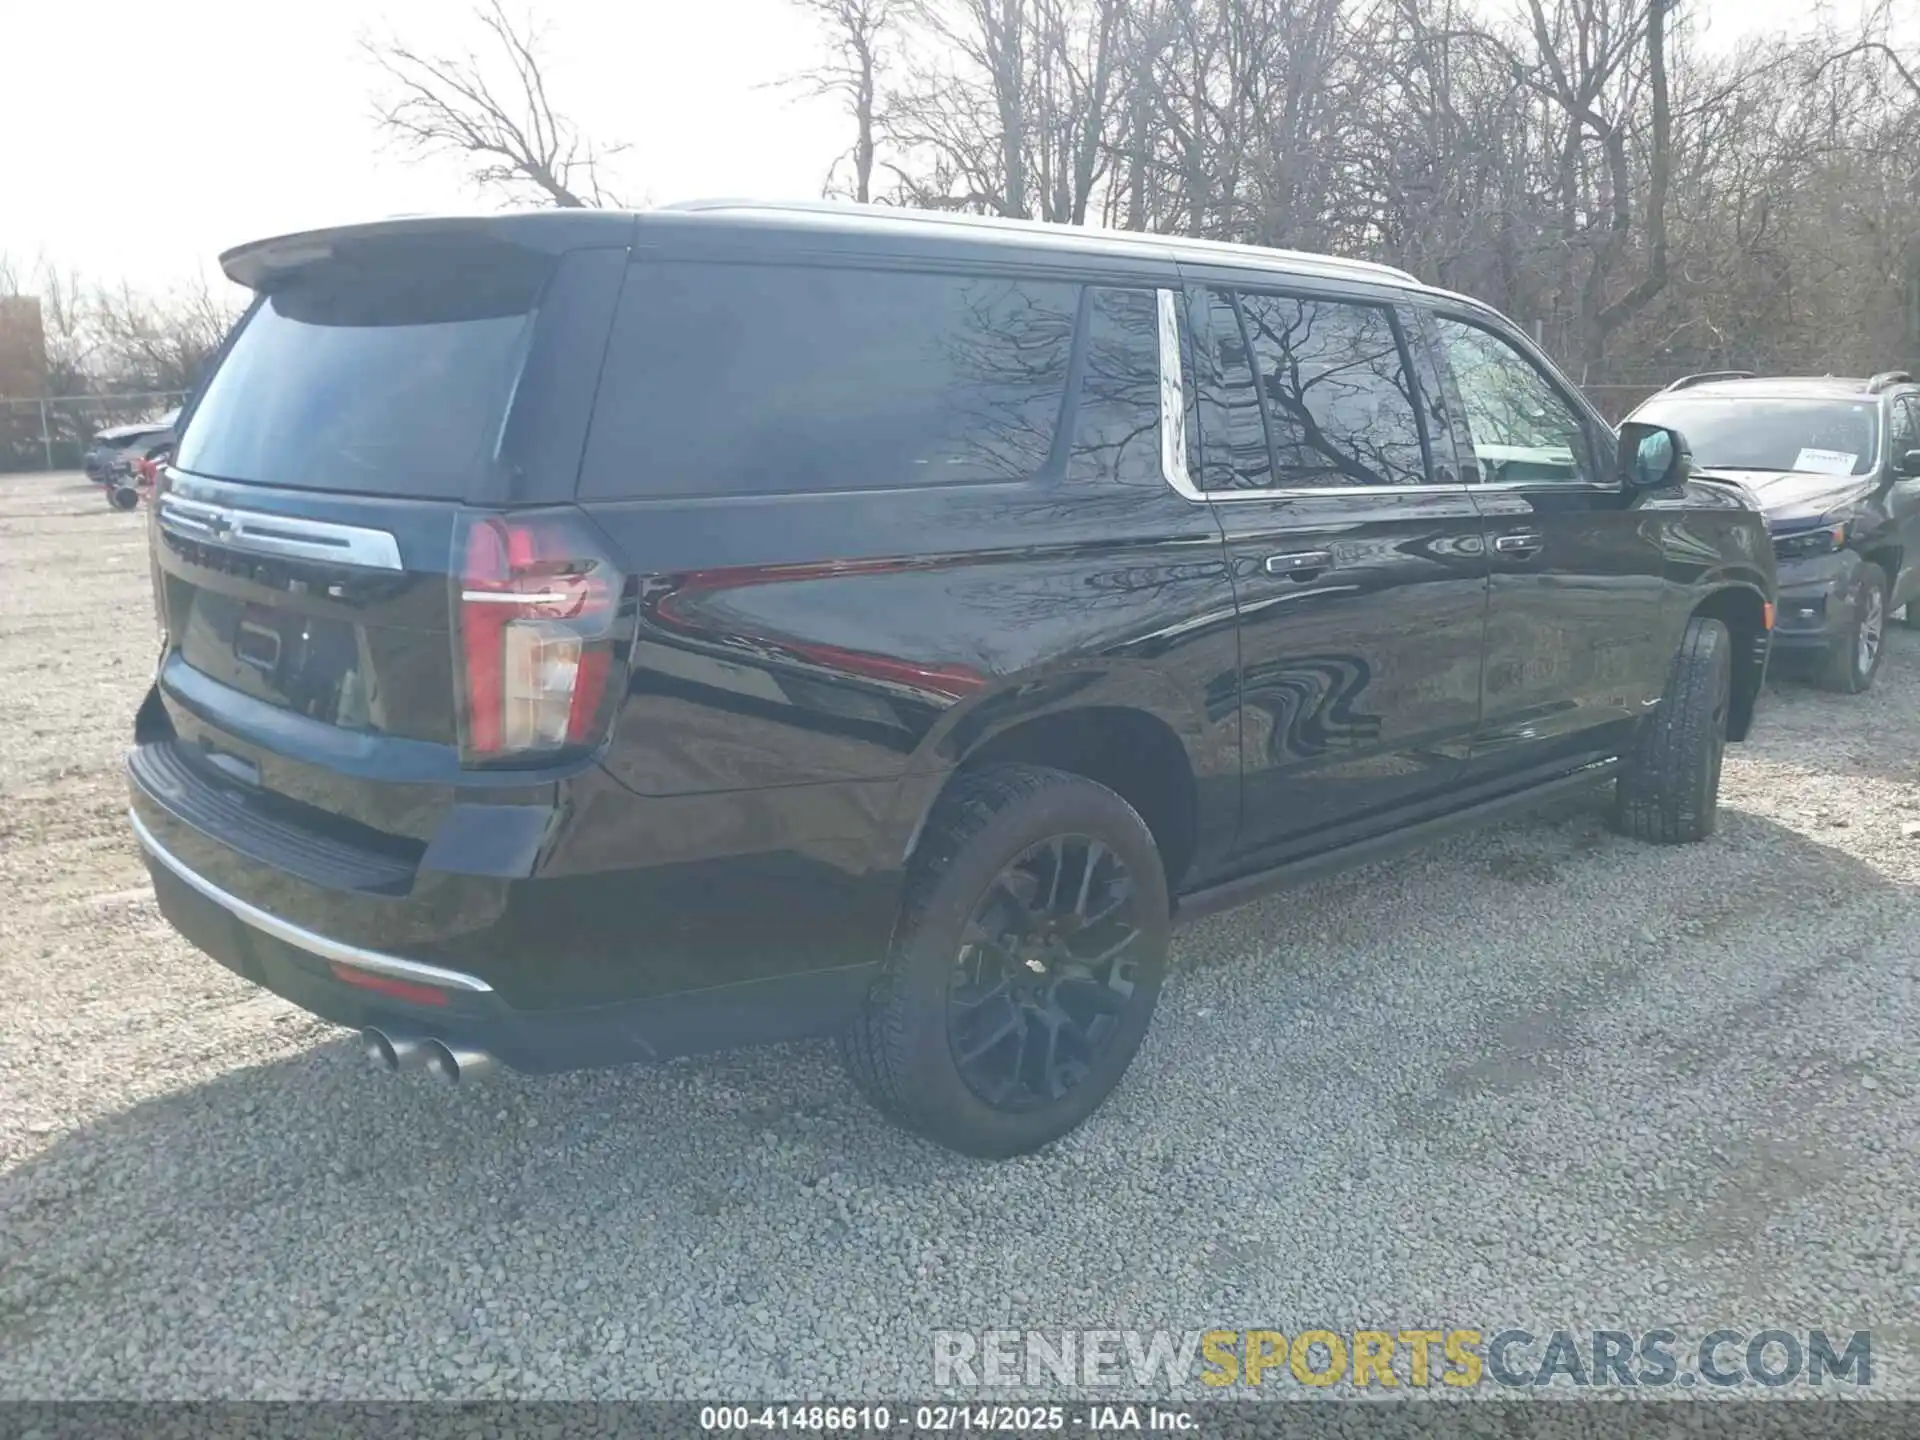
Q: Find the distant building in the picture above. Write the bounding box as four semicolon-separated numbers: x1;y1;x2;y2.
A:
0;296;49;398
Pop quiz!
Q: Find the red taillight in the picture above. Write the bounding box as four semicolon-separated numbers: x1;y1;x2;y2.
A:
454;511;623;764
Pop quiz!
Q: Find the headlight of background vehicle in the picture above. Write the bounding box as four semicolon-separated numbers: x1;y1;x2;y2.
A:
1772;521;1849;561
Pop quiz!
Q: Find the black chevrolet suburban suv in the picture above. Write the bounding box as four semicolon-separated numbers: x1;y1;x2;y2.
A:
1629;370;1920;692
129;202;1775;1156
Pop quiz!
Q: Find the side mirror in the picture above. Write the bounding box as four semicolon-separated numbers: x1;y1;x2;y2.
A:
1900;449;1920;477
1618;421;1688;491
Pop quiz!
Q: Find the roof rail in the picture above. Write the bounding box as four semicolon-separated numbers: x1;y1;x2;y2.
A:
1867;369;1914;392
655;197;1423;285
1659;370;1755;394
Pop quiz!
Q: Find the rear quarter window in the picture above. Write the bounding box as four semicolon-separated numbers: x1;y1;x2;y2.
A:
579;262;1079;499
1066;287;1164;489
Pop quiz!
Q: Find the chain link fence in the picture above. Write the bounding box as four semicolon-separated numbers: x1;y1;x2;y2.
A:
1;392;188;474
1583;382;1666;423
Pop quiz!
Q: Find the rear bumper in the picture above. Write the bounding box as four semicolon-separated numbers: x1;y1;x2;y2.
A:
133;805;879;1072
127;686;906;1069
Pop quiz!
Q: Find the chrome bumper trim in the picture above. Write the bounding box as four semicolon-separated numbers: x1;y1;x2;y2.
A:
128;807;494;994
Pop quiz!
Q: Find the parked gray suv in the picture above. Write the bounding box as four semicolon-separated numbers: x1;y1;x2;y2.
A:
1630;371;1920;692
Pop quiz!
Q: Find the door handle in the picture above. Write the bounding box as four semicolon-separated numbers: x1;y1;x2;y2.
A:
1493;532;1545;558
1265;549;1334;578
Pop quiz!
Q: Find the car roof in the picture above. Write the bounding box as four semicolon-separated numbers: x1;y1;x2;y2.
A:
221;199;1434;298
1645;375;1895;401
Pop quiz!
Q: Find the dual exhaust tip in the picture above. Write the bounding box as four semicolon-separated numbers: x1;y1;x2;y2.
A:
362;1027;496;1085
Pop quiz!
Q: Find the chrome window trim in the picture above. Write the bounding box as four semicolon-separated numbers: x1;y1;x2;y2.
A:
1156;288;1203;502
1154;288;1470;504
159;486;404;571
1473;480;1621;495
1217;483;1470;499
129;807;494;994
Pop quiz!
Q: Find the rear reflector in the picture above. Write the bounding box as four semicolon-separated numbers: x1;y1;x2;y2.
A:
329;962;451;1007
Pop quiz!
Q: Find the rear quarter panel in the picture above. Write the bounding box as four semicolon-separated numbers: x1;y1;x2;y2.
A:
583;480;1241;870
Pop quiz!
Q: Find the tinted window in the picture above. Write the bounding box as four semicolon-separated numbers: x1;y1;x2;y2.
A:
1194;290;1274;491
1235;293;1428;488
1630;395;1879;477
582;263;1076;498
1067;288;1163;488
175;247;547;498
1433;316;1596;485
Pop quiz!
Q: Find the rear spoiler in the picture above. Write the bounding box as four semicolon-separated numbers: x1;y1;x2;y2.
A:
218;211;640;290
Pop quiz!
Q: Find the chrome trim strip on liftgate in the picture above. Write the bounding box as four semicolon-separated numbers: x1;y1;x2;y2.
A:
158;486;404;571
128;807;494;993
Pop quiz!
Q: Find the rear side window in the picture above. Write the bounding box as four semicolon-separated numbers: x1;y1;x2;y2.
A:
175;244;548;498
1066;287;1163;488
1195;289;1276;491
1197;288;1428;491
580;263;1077;498
1236;292;1427;488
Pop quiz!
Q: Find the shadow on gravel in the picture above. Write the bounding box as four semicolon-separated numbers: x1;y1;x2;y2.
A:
0;789;1910;1387
0;1027;964;1362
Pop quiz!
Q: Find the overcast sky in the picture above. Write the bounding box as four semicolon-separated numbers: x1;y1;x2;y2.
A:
4;0;1848;298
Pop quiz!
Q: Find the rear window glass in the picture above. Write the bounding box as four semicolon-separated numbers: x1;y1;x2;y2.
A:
174;246;547;498
580;262;1077;498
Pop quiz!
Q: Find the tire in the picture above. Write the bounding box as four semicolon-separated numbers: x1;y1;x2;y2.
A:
1613;615;1732;845
1898;600;1920;631
107;484;139;512
841;763;1171;1158
1819;561;1888;693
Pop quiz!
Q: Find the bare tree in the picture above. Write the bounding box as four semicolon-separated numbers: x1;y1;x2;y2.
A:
766;0;1920;387
1817;0;1920;102
788;0;898;202
881;0;1129;223
366;0;625;208
92;278;241;394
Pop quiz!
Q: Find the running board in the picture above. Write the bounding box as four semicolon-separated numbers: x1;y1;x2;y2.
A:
1175;759;1621;923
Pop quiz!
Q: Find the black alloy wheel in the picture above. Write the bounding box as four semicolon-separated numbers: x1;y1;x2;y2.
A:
947;833;1144;1111
839;763;1171;1157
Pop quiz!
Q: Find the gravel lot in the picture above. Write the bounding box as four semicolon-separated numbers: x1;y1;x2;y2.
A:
4;470;1919;1402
